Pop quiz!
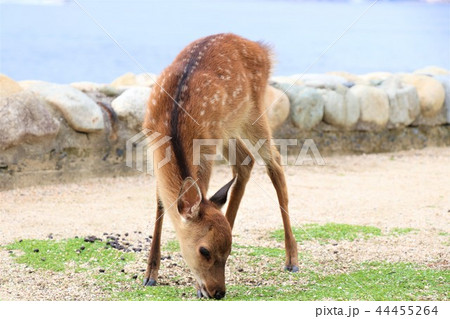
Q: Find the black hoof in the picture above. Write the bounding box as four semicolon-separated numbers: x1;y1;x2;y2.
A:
197;290;203;298
284;265;299;272
143;278;157;286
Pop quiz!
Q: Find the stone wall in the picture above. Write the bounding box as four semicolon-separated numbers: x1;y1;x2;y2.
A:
1;66;449;190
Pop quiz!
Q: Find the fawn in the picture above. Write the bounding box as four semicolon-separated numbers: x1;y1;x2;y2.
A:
142;33;298;299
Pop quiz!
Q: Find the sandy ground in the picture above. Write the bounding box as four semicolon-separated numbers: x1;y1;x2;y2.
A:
1;147;449;300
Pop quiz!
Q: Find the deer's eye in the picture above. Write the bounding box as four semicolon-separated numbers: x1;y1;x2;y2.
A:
199;247;211;259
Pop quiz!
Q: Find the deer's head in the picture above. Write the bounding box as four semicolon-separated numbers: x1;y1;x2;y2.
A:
176;177;234;299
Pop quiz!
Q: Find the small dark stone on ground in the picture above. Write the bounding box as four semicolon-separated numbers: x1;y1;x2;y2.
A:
84;236;99;243
33;249;39;253
41;258;46;261
99;269;105;273
124;233;129;237
121;269;125;273
120;257;125;261
80;246;85;250
132;275;138;279
238;268;244;272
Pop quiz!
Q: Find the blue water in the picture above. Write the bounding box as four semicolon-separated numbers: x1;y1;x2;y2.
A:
1;0;449;84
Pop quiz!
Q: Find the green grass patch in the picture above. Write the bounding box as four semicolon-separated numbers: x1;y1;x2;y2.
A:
163;240;180;252
6;237;449;301
272;223;382;243
389;228;418;236
233;245;285;258
111;262;449;301
6;238;134;272
271;223;419;244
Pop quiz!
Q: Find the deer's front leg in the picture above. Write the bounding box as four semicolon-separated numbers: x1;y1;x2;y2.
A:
143;196;164;286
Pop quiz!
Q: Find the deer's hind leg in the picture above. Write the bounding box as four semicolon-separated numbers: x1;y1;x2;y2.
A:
246;119;299;272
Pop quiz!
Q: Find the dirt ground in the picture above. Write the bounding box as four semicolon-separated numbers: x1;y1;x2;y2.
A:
1;147;449;300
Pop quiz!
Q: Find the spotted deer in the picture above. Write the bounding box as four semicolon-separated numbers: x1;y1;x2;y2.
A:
142;33;299;299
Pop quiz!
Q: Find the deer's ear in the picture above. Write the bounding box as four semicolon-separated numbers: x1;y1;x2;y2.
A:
177;177;202;220
209;177;235;209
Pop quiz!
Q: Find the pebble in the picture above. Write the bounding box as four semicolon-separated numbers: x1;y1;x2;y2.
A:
132;275;138;279
84;236;100;243
33;249;39;253
99;269;105;273
80;246;85;251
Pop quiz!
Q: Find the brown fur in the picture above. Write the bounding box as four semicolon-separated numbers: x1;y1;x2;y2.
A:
143;33;298;299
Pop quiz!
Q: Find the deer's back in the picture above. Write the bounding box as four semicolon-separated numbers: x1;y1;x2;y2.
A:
144;33;272;140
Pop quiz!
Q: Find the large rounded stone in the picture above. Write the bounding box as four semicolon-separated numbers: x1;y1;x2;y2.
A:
381;77;420;128
70;81;106;92
348;85;389;130
283;85;324;130
263;85;290;130
301;73;351;89
21;81;104;133
414;66;450;76
111;72;157;88
360;72;392;86
432;74;450;124
111;87;152;131
0;74;23;98
400;74;445;118
111;72;136;87
0;91;60;150
321;88;359;129
327;71;367;85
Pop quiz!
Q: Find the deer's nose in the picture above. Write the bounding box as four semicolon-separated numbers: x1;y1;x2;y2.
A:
214;290;225;300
